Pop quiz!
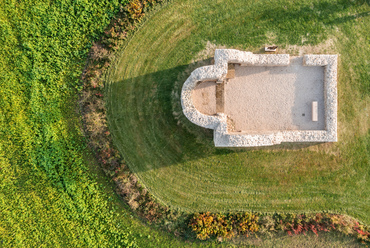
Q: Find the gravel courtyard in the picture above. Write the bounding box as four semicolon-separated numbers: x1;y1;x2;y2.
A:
225;57;325;132
192;57;326;132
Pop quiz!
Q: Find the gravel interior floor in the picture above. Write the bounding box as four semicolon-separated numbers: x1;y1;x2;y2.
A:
224;57;325;132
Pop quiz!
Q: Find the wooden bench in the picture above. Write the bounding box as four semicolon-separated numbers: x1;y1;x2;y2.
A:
312;101;318;122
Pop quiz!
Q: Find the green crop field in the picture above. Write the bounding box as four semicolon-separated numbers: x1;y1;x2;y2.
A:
0;0;208;247
1;0;369;246
106;0;370;224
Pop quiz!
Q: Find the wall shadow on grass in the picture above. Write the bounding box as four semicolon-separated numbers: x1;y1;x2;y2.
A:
108;61;328;173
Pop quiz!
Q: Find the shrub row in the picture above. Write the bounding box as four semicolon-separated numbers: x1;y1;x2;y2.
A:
80;0;174;226
189;212;370;244
113;164;171;223
101;0;163;51
81;0;165;167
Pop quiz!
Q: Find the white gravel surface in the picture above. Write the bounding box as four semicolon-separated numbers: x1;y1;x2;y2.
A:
224;57;325;132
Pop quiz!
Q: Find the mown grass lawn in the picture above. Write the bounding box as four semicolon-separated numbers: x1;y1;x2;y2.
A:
106;0;370;225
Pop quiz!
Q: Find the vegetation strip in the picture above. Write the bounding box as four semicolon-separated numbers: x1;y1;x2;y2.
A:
80;0;171;228
189;212;369;243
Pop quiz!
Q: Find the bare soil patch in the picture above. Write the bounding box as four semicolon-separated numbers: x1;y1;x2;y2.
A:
192;81;217;115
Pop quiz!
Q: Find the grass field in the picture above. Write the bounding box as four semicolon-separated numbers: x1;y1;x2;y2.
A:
0;0;213;246
106;0;370;226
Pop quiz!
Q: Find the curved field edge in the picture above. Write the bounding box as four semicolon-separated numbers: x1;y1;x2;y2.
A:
105;0;370;224
0;0;214;247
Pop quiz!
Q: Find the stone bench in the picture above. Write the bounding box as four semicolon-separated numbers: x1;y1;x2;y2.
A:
312;101;318;122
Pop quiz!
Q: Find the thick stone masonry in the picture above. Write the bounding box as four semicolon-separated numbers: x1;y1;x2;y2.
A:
181;49;338;147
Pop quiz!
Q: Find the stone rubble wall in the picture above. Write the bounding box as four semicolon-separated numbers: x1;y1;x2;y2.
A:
181;49;338;147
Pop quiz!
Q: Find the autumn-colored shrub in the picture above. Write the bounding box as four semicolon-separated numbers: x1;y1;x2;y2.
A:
258;215;276;234
125;0;145;20
189;212;259;240
189;212;220;240
236;212;259;236
329;214;370;244
189;212;369;245
99;0;164;50
112;163;169;223
354;225;370;244
90;42;110;62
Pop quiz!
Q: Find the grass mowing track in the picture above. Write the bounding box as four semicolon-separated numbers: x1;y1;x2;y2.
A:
106;0;370;225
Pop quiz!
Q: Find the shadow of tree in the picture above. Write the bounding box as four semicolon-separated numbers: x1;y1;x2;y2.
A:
258;0;368;44
193;0;369;48
326;10;369;25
